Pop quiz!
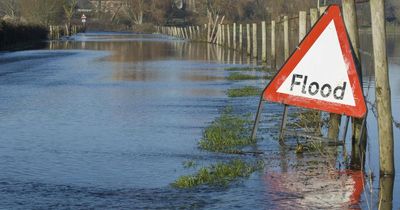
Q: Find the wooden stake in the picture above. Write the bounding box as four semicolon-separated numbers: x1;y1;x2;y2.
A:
227;24;231;48
217;24;221;45
239;24;243;51
310;8;318;26
271;20;276;70
222;24;225;46
379;176;394;209
370;0;394;175
319;6;328;16
252;23;257;58
262;21;267;63
299;11;307;42
207;22;211;42
247;24;251;55
233;23;237;50
283;16;289;60
197;26;200;41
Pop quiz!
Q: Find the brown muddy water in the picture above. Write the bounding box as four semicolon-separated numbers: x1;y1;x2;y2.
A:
0;32;398;209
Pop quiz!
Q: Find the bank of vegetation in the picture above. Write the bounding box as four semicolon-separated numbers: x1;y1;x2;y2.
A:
0;21;47;49
1;0;399;36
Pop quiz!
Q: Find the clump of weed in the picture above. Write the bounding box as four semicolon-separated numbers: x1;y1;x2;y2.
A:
198;109;254;152
227;72;260;81
227;86;262;97
172;159;264;188
183;160;197;169
224;66;268;71
287;109;324;134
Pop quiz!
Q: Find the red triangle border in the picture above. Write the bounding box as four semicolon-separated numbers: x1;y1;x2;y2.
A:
263;5;367;118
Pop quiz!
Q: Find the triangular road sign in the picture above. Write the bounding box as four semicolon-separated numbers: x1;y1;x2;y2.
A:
263;5;366;118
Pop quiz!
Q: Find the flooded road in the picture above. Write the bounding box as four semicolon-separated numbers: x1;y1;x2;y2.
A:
0;32;399;209
0;33;270;209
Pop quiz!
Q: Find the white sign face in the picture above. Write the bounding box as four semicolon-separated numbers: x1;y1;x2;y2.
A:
276;20;355;106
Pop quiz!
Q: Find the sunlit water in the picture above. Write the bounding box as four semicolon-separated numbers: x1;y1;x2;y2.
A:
0;32;399;209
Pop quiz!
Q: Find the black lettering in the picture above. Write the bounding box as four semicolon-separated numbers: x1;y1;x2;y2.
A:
308;82;319;95
301;76;308;94
333;82;347;100
290;74;303;91
321;84;332;98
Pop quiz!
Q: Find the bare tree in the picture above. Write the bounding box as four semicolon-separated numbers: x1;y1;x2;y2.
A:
19;0;64;25
124;0;145;25
0;0;19;19
64;0;78;36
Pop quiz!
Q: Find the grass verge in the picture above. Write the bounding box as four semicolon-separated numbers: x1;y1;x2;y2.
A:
172;159;264;188
198;108;254;152
227;86;262;97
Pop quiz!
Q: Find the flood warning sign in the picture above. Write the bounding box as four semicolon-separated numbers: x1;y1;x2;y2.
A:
263;5;366;118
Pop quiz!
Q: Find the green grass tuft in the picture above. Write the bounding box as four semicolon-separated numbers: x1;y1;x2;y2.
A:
172;159;264;188
183;160;197;168
227;86;262;97
224;66;268;71
227;73;260;81
198;109;254;152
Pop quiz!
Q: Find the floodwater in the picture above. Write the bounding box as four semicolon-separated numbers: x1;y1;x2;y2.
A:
0;32;399;209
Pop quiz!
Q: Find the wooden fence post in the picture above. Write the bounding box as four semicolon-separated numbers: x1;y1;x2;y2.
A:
239;24;243;51
319;6;328;16
207;23;211;42
283;16;289;60
233;23;237;50
181;28;185;39
271;20;276;70
299;11;307;42
379;176;394;209
185;27;190;39
316;4;340;140
227;24;231;48
217;24;221;45
220;25;224;45
197;26;200;41
262;21;267;63
252;23;258;58
247;24;251;55
370;0;394;175
310;8;318;26
190;26;194;40
342;0;366;147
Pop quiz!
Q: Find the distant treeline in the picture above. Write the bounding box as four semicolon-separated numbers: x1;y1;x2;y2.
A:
0;21;47;49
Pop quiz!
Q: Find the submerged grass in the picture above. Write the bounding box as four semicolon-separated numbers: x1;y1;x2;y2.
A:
227;72;274;81
224;66;268;71
227;86;262;97
172;159;264;189
227;72;260;81
287;109;325;134
198;108;254;152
